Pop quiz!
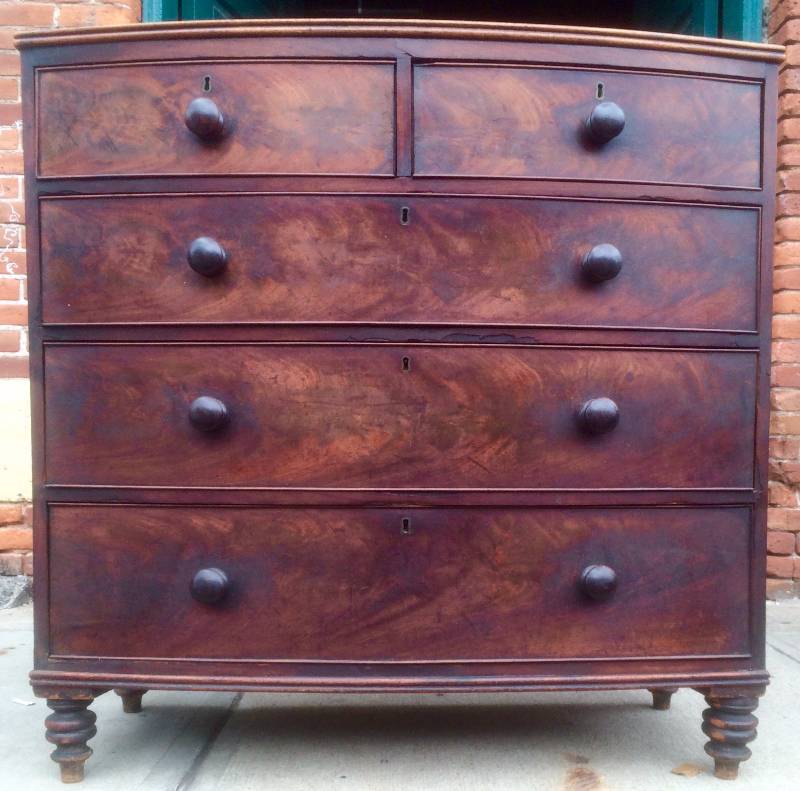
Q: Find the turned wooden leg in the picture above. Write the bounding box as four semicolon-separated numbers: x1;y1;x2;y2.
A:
649;687;678;710
702;693;761;780
45;698;97;783
114;688;145;713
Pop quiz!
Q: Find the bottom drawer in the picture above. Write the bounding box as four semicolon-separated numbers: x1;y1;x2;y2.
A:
48;505;751;662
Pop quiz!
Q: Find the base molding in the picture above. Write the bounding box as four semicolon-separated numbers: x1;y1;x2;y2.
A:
30;670;771;697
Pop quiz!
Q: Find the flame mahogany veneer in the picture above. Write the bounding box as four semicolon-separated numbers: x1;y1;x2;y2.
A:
17;19;780;783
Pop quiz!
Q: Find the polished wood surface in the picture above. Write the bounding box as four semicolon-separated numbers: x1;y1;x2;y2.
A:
44;344;756;489
40;195;758;330
414;64;762;187
37;60;395;177
48;505;751;661
14;19;784;63
19;21;778;783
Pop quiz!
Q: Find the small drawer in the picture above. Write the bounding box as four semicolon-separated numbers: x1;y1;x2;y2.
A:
40;194;759;332
44;344;756;489
414;64;762;189
48;505;752;662
36;60;395;177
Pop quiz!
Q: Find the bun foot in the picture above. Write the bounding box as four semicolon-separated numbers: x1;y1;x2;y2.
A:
713;757;742;781
649;687;677;710
115;688;146;713
59;763;86;784
45;698;97;783
702;692;762;781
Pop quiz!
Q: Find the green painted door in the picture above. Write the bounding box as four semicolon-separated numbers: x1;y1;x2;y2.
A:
184;0;288;19
143;0;274;21
142;1;765;42
634;0;764;40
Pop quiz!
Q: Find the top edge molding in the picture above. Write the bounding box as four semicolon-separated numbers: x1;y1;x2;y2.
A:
15;18;784;62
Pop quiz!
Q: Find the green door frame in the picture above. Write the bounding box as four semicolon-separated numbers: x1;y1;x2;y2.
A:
144;1;286;21
723;0;765;41
142;0;765;42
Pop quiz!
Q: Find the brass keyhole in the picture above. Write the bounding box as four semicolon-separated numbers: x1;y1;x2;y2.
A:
203;75;212;92
401;517;412;535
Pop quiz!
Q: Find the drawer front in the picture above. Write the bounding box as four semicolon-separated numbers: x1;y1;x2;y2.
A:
48;505;752;661
37;61;395;177
44;345;756;489
414;64;762;188
40;195;758;331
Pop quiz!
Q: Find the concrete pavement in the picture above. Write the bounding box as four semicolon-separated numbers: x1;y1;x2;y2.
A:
2;602;799;790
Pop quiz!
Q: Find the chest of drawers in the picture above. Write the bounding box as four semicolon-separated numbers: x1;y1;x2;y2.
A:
17;19;781;784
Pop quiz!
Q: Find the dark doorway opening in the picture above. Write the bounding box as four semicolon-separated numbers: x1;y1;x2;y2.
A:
145;1;764;42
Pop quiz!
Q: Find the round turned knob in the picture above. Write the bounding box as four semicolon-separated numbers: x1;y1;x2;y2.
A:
586;101;625;144
190;567;229;604
187;237;228;277
581;564;618;601
188;396;229;432
578;397;620;435
582;243;622;283
184;97;225;140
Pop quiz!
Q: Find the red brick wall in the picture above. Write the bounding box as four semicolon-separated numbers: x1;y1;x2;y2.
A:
0;500;30;574
0;1;141;575
770;0;800;599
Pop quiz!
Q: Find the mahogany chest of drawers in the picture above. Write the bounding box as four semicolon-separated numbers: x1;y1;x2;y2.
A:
17;19;781;783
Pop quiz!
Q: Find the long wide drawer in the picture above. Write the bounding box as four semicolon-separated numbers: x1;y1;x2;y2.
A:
44;345;756;489
36;60;395;178
47;505;752;662
414;63;762;188
40;195;759;331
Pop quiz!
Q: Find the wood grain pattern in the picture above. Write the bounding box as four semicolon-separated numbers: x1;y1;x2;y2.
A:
17;27;777;774
43;344;756;489
47;505;751;662
40;195;759;331
37;61;395;177
414;64;762;188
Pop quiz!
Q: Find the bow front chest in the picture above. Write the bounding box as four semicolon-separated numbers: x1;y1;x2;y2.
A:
17;19;781;783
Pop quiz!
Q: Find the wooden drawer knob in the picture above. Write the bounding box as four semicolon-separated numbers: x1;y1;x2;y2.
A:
190;567;229;604
578;397;620;435
188;396;228;432
185;97;225;140
582;244;622;283
187;237;228;277
586;101;625;143
580;564;618;601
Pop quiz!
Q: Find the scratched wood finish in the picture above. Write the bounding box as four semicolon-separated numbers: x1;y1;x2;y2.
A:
44;344;756;489
40;195;758;330
37;61;395;177
47;505;751;661
19;24;778;784
414;64;762;188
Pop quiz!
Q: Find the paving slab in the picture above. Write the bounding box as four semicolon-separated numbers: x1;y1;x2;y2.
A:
2;602;799;790
0;605;237;790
